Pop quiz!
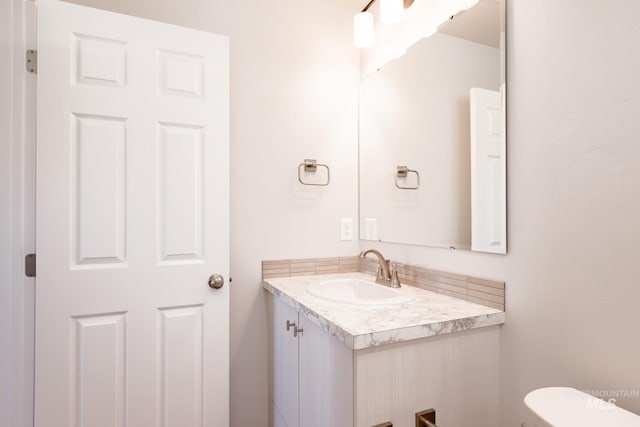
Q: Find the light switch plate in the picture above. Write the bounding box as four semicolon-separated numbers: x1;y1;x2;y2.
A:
340;218;353;241
365;217;377;240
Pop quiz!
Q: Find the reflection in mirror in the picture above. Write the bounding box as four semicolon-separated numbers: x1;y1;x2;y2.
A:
359;0;506;254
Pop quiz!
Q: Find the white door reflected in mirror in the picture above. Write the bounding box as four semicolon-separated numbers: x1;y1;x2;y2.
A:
471;87;506;253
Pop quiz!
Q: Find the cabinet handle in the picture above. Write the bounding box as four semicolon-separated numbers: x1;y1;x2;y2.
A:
285;320;303;337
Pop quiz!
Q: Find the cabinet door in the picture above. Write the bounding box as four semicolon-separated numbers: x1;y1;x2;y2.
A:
354;326;500;427
299;316;353;427
270;297;299;427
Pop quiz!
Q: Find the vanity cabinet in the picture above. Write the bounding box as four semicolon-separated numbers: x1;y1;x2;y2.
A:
269;296;353;427
265;275;502;427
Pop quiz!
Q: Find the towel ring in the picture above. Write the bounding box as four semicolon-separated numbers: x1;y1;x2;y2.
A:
298;159;330;186
395;165;420;190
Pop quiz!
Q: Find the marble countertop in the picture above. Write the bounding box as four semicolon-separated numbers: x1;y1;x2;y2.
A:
263;272;505;350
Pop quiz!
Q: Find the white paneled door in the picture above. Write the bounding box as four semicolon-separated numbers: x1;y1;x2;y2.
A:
35;1;229;426
470;87;506;254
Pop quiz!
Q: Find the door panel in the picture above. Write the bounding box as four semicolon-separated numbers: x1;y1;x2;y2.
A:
70;313;127;427
157;305;204;427
72;113;127;267
156;123;204;263
35;1;229;426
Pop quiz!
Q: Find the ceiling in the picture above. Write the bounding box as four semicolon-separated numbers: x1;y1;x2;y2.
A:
439;0;501;48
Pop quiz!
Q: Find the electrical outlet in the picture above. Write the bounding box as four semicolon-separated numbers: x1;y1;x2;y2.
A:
340;218;353;241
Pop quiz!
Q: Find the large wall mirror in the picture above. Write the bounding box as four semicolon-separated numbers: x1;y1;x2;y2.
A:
359;0;506;254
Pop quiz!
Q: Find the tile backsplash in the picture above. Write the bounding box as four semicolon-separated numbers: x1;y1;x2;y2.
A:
262;257;360;279
262;256;505;311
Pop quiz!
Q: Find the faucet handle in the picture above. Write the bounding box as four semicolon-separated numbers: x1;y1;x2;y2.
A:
375;265;385;282
390;263;401;288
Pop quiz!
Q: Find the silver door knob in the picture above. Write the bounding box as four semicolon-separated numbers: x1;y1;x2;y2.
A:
208;274;224;289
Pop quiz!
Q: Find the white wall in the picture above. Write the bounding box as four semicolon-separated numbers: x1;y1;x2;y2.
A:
366;1;640;425
57;1;361;426
360;33;499;249
219;4;360;426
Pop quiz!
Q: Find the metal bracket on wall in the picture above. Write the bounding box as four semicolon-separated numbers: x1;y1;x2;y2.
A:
26;49;37;74
415;409;437;427
25;253;36;277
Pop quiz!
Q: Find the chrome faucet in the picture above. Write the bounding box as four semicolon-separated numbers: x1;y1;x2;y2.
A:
359;249;401;288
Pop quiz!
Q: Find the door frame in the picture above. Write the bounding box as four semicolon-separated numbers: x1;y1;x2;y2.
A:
1;1;36;426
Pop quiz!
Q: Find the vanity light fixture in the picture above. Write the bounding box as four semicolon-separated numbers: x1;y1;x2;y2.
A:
354;0;415;48
380;0;404;24
353;7;375;48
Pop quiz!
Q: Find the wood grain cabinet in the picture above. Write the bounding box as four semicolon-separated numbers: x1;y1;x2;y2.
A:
268;295;500;427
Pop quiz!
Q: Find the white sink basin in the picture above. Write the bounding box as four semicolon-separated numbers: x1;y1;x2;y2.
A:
307;278;416;306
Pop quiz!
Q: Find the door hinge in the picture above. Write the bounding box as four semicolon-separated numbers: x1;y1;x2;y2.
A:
25;253;36;278
26;49;37;74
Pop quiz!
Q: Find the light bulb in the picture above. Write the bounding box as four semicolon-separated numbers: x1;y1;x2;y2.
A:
380;0;404;24
353;11;375;48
